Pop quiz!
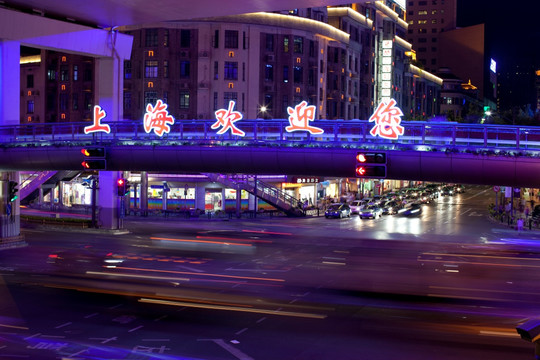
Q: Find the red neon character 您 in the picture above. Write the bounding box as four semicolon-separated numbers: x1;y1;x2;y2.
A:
144;99;175;136
285;101;323;134
212;101;245;136
369;99;404;140
84;105;110;134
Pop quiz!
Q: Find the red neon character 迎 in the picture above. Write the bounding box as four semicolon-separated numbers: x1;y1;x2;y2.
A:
285;101;323;134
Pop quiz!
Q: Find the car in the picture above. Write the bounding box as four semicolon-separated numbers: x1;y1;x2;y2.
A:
453;184;465;193
325;203;351;218
359;205;383;219
441;186;454;196
398;202;423;216
382;200;402;215
349;200;364;215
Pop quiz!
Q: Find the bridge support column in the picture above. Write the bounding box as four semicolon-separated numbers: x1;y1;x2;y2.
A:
140;172;148;217
0;40;20;126
98;171;121;229
95;54;124;121
0;172;25;246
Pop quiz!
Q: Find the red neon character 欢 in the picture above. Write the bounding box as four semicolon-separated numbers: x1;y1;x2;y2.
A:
144;99;175;136
212;101;245;136
84;105;110;134
285;101;323;134
369;99;404;140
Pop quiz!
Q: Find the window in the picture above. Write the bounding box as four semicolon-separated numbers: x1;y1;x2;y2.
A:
293;66;303;83
26;74;34;88
264;94;273;113
265;34;274;51
27;100;34;114
213;92;218;111
47;67;56;81
432;19;438;24
224;61;238;80
418;28;427;34
264;64;274;81
145;29;158;47
224;30;238;48
60;66;68;82
293;36;303;54
418;10;427;15
73;65;78;81
163;61;169;78
124;61;132;79
180;61;190;77
418;20;427;24
283;36;289;52
180;29;190;47
59;94;68;111
213;30;219;48
179;91;190;109
72;93;78;110
282;95;288;116
214;61;219;80
145;60;158;78
309;40;315;57
83;66;92;81
418;38;427;43
144;91;158;106
283;65;289;83
223;92;237;107
164;29;169;47
84;92;92;110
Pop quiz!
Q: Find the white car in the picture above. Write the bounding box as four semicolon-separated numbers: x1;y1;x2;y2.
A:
349;200;364;214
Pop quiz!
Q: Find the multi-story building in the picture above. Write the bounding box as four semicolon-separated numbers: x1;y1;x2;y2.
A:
405;0;457;73
20;48;94;124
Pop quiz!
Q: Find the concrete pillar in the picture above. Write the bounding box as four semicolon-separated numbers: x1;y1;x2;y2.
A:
94;55;124;121
140;172;148;216
58;182;64;207
98;171;120;229
38;187;44;206
195;184;206;212
0;172;21;239
0;41;20;126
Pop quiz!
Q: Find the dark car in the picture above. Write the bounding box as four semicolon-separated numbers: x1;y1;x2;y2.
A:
382;200;402;215
398;203;423;216
325;203;351;218
359;205;383;219
441;186;454;196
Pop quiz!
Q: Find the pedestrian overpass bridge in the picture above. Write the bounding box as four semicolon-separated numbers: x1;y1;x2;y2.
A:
0;119;539;188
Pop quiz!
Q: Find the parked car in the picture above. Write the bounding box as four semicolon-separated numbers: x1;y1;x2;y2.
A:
382;200;402;215
349;200;364;215
398;202;423;216
325;203;351;218
359;205;383;219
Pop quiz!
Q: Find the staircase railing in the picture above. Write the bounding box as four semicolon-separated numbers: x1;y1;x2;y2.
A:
204;174;305;216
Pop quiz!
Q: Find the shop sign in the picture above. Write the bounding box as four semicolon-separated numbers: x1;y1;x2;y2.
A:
369;98;404;140
292;176;322;184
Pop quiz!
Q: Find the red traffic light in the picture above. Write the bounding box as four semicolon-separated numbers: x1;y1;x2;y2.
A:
81;148;106;157
81;159;106;170
117;178;125;186
356;154;367;163
356;166;366;176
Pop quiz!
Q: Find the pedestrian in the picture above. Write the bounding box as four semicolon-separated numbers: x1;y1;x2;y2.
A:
517;217;524;234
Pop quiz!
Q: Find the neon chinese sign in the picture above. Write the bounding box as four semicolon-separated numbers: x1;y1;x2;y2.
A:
84;105;110;134
144;99;175;136
286;101;323;134
369;98;404;140
212;100;245;136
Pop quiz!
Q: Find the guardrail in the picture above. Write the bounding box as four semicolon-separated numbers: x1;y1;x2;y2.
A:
0;120;539;151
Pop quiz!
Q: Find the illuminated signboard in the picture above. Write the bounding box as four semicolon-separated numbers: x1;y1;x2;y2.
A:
84;105;110;134
291;176;322;184
369;98;404;140
212;100;245;136
380;40;394;103
490;58;497;73
286;101;323;134
144;99;175;136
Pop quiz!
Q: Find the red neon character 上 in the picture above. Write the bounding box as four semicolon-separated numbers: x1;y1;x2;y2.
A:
84;105;110;134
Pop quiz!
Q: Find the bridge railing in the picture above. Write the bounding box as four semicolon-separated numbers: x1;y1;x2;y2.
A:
1;120;540;151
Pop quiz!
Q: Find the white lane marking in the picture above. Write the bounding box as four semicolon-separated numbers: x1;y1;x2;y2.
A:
198;339;254;360
84;312;99;319
128;325;144;333
54;322;72;329
235;328;248;335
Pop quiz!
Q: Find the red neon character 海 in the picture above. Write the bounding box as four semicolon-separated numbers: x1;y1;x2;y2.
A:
144;99;175;136
369;99;404;140
212;101;245;136
84;105;110;134
285;101;323;134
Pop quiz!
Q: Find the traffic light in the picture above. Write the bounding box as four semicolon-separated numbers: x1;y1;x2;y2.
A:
81;147;106;170
8;181;18;202
356;152;387;178
81;159;107;169
117;178;128;196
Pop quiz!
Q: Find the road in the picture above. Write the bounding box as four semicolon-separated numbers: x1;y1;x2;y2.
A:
0;184;537;359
